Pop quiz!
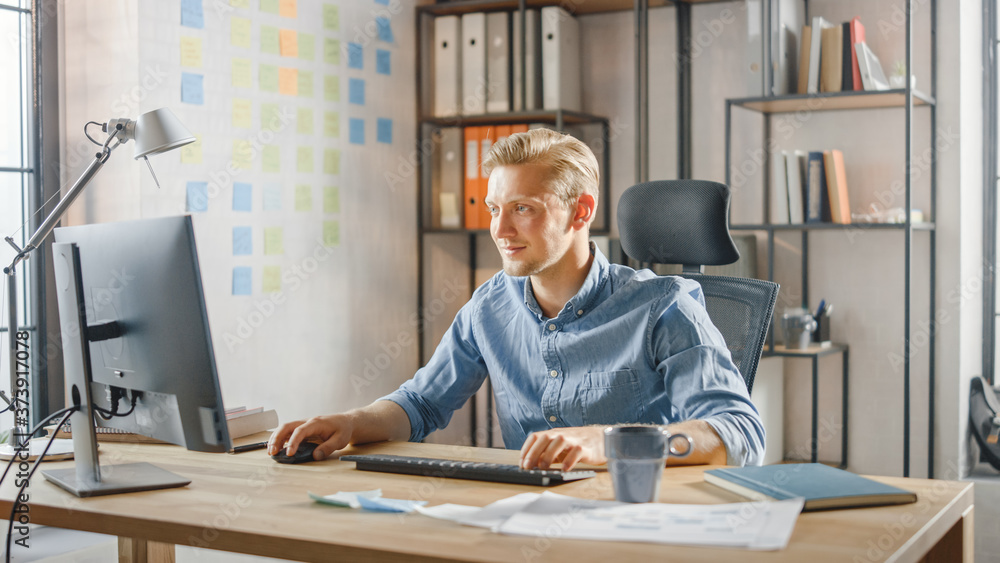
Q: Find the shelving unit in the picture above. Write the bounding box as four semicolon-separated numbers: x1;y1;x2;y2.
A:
724;0;937;477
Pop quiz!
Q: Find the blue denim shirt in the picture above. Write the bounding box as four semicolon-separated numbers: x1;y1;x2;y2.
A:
381;246;765;466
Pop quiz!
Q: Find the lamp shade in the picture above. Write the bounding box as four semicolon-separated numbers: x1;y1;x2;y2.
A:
132;108;196;159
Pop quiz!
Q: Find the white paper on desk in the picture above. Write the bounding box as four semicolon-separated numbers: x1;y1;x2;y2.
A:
414;493;541;529
496;492;803;551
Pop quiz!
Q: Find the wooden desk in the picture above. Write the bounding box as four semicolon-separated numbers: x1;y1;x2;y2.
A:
6;439;973;563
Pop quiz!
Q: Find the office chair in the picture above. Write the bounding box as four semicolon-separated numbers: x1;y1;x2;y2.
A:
617;179;779;394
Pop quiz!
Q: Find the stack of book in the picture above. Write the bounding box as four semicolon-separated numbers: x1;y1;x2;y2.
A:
49;406;278;443
798;16;891;93
770;149;851;225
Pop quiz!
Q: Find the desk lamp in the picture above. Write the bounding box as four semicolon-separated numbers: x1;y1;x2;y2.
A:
2;108;195;459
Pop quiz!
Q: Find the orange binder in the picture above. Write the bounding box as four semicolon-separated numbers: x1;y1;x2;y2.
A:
823;149;851;224
510;123;528;135
464;126;481;229
478;126;498;228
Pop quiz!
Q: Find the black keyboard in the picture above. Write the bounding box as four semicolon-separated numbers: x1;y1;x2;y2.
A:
339;454;597;486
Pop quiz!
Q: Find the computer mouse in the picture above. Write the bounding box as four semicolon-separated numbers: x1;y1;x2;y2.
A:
271;441;320;464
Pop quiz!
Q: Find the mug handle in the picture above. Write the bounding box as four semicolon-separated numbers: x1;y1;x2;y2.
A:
665;432;693;458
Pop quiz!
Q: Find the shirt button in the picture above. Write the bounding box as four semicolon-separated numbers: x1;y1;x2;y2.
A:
549;370;558;377
549;416;557;422
577;309;584;316
548;324;556;331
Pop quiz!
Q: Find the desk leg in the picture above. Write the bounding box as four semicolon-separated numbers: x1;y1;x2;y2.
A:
841;348;849;468
919;505;974;563
811;356;819;463
118;537;176;563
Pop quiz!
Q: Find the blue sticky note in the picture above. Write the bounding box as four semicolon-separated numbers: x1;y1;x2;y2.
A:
232;267;252;296
262;183;282;211
186;181;208;212
349;118;364;145
348;42;363;69
376;118;392;144
181;73;204;105
349;78;365;105
233;182;252;211
376;49;390;75
374;0;389;5
233;226;252;256
181;0;204;29
375;17;394;43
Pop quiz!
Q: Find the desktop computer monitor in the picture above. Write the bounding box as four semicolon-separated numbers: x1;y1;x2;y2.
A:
42;215;230;497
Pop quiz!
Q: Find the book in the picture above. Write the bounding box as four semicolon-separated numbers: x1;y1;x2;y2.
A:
769;150;789;224
51;408;279;443
847;17;866;91
856;41;890;91
805;151;830;223
823;149;851;224
785;150;806;223
796;25;811;94
841;22;853;91
807;16;834;93
704;463;917;511
819;24;843;92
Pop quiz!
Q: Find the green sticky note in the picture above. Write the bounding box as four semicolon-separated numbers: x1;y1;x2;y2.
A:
295;185;312;211
262;145;280;173
261;103;279;131
323;111;339;138
324;75;339;101
232;98;252;129
297;70;314;98
231;17;251;48
323;149;340;175
322;221;339;247
261;25;279;55
231;0;250;7
260;0;280;14
264;227;284;255
259;64;279;92
323;4;338;30
323;186;340;213
232;57;252;88
324;38;340;65
297;107;313;135
180;136;202;164
298;32;315;61
297;147;314;173
262;265;282;292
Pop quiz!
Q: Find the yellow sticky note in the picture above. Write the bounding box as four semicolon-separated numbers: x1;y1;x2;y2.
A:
231;0;250;7
232;58;252;88
232;98;252;129
260;25;279;54
297;70;314;98
180;36;203;68
180;136;202;164
323;111;339;138
279;67;298;96
298;32;315;61
324;75;339;101
279;29;298;57
260;0;279;14
262;265;282;292
260;64;278;92
323;186;340;213
233;140;252;170
264;227;284;255
323;4;338;30
297;107;313;135
279;0;296;18
322;221;339;247
324;38;340;65
262;145;280;173
297;147;313;174
323;149;340;175
295;185;312;211
231;17;251;48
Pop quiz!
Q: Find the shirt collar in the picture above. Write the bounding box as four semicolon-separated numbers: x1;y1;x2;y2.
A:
523;242;610;321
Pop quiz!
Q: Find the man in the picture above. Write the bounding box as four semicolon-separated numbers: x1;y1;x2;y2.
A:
269;129;765;470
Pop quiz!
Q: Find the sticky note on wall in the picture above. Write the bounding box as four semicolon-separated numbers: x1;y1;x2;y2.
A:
181;72;204;105
260;64;279;92
295;185;312;211
232;58;252;88
181;0;204;29
324;38;340;65
180;36;203;67
233;226;252;255
233;182;252;211
323;186;339;213
324;75;339;101
264;227;284;255
323;149;340;174
323;4;338;29
323;111;339;137
298;71;314;97
297;147;313;173
232;98;252;128
181;136;202;164
299;32;315;60
186;181;208;212
279;29;298;57
263;184;282;211
279;67;298;95
231;16;251;48
322;221;339;247
262;266;282;293
232;267;252;296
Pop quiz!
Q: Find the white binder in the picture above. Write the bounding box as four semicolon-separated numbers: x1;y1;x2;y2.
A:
433;128;463;228
769;151;790;224
807;16;833;94
461;12;487;115
512;9;540;111
486;12;510;113
785;150;807;224
433;16;461;117
541;6;580;112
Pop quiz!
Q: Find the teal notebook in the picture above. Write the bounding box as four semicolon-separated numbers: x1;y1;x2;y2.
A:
704;463;917;511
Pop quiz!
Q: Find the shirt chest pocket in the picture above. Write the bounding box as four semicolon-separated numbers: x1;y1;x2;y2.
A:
569;369;643;426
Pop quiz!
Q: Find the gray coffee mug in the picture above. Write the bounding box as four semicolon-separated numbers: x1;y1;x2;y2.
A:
604;426;693;503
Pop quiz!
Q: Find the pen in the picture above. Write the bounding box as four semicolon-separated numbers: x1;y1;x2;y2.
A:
230;441;268;454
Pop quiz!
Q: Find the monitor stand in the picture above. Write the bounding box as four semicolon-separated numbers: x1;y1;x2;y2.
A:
41;242;190;497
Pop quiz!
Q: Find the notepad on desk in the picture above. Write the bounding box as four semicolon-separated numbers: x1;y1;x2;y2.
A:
704;463;917;511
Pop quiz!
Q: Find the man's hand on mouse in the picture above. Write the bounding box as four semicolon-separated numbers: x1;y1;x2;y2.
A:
268;414;355;461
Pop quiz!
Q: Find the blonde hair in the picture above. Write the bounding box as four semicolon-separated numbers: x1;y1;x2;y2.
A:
482;129;600;209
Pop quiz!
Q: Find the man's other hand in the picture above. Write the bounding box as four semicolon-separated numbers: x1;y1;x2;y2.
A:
519;426;606;471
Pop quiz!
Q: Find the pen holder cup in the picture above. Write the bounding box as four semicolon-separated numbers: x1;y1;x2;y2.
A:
781;309;817;350
813;315;831;344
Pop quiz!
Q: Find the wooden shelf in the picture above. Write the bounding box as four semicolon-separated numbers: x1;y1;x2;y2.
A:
730;222;935;231
421;110;607;127
766;343;848;358
729;89;935;114
417;0;683;17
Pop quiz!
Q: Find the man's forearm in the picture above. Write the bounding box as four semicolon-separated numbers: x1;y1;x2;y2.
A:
665;420;728;466
345;400;412;445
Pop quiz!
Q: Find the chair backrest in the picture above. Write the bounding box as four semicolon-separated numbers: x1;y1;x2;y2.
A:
616;180;779;394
